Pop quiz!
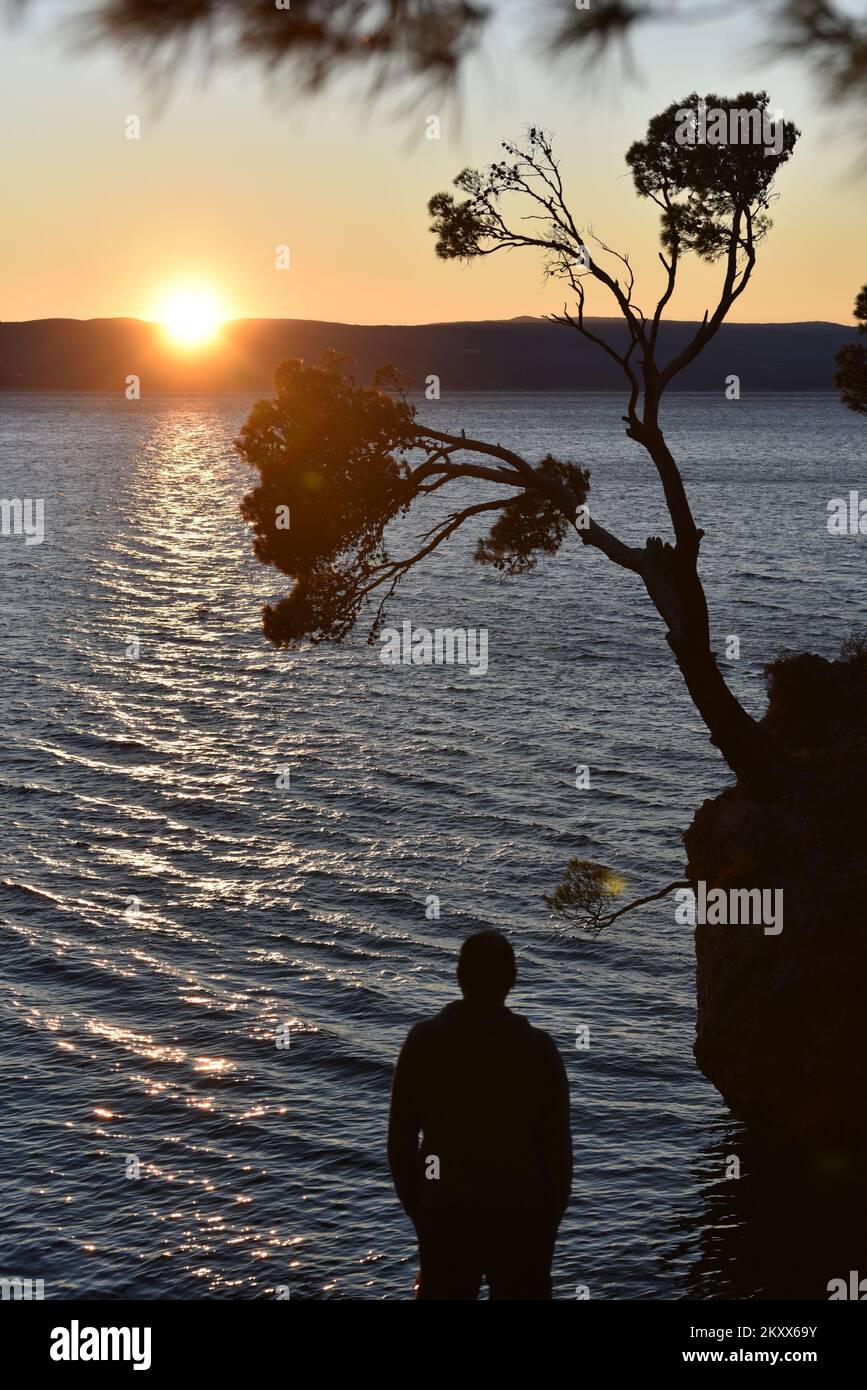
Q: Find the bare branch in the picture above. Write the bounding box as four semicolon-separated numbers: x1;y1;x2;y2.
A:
658;206;757;391
360;498;511;596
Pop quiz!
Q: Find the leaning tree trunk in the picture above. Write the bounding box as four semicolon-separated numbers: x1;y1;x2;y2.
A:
639;530;790;794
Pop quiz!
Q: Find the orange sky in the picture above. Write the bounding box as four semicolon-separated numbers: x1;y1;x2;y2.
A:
1;7;864;327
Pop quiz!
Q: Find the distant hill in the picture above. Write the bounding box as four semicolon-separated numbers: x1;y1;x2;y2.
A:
0;316;856;393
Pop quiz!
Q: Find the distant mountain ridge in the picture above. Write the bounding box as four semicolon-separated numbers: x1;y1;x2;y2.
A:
0;316;856;393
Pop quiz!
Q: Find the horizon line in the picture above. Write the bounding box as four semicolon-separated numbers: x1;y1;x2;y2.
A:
0;314;855;331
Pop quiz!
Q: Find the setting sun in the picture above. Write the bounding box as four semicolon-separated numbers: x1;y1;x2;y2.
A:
158;289;223;348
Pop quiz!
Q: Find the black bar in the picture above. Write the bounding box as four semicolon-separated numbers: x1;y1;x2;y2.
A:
9;1299;865;1375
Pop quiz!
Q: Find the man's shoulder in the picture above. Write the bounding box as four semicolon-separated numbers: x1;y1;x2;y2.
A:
401;1004;459;1046
402;1005;563;1057
402;1016;438;1047
518;1017;565;1064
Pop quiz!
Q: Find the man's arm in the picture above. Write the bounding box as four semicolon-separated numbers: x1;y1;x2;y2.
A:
387;1028;423;1223
539;1037;572;1222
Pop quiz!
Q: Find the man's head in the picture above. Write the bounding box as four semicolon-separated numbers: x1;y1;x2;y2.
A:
457;930;516;1004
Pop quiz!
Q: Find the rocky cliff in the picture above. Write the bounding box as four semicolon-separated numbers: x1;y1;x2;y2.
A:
686;643;867;1150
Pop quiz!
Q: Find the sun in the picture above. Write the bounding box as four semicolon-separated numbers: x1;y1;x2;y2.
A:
158;288;222;348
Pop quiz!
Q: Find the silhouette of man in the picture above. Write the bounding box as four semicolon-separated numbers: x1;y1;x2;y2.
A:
388;930;572;1300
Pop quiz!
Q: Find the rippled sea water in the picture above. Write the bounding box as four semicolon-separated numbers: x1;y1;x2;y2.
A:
1;390;864;1300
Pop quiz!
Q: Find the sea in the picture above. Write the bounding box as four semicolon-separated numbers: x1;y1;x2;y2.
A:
1;389;864;1300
